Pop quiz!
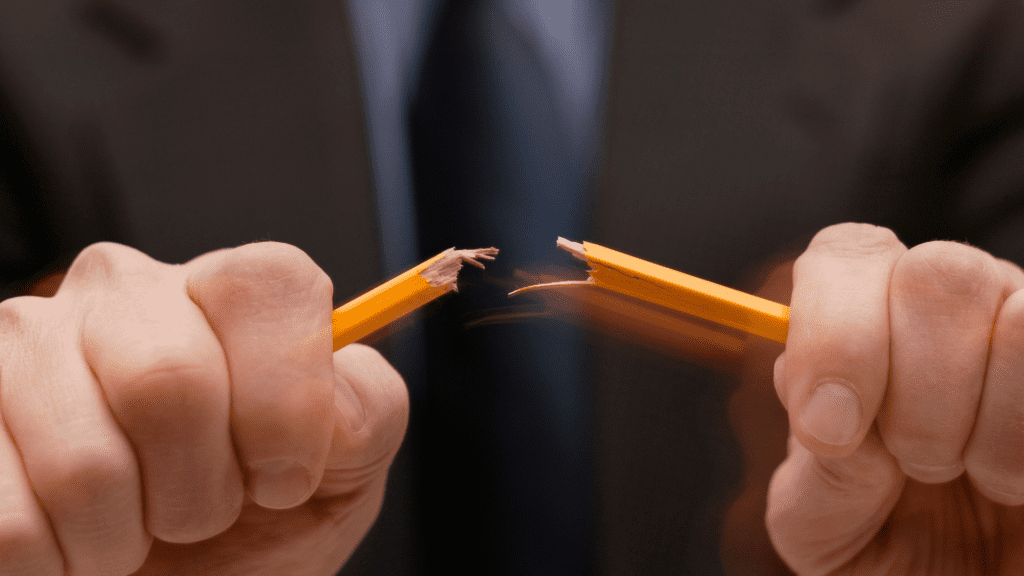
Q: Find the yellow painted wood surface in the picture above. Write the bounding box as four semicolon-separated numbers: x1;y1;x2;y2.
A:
582;242;790;343
331;251;450;350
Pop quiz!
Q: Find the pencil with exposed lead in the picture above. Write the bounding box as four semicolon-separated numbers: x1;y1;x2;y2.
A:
510;238;789;343
332;247;499;350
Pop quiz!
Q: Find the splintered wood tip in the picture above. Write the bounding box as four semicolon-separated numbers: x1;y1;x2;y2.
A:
556;237;587;261
421;247;499;292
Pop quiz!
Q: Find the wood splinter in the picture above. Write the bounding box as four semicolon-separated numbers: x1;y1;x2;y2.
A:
332;247;499;350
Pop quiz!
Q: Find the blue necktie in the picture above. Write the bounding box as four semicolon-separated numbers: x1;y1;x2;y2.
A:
409;1;601;573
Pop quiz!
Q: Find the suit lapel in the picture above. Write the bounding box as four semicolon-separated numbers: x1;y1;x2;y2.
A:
0;0;382;302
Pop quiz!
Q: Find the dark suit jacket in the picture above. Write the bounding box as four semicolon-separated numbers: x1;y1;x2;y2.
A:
0;0;381;302
3;0;1024;574
596;1;1024;574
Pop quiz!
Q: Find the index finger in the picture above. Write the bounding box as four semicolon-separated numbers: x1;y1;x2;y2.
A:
782;223;906;457
185;242;336;510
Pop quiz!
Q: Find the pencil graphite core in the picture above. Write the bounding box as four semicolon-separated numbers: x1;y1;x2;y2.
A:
331;247;498;350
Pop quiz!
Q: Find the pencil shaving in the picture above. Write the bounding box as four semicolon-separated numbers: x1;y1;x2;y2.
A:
422;247;500;292
508;279;593;297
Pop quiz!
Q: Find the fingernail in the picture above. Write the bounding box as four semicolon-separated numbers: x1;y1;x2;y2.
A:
976;483;1024;506
900;461;964;483
247;459;312;509
801;381;861;446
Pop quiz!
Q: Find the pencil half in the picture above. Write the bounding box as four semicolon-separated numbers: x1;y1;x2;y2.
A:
332;247;499;350
510;238;789;343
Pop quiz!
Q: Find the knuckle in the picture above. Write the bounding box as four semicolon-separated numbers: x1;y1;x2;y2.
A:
62;242;150;291
0;511;57;572
0;510;44;549
0;296;52;364
32;442;134;508
207;242;332;310
997;289;1024;339
894;241;999;300
106;352;223;436
806;223;903;259
0;296;40;336
998;258;1024;287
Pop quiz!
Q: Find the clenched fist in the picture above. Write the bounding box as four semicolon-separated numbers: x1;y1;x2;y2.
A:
768;223;1024;575
0;241;409;576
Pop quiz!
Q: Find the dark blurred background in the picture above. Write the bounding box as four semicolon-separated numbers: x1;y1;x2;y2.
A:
345;2;817;574
5;0;1024;574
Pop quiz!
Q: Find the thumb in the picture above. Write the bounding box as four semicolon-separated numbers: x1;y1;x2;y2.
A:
766;429;904;575
315;343;410;499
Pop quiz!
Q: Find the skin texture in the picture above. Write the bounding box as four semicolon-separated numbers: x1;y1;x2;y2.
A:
0;241;409;576
765;223;1024;575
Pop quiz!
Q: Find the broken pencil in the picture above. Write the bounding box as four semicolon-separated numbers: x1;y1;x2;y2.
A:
510;238;790;344
332;247;499;350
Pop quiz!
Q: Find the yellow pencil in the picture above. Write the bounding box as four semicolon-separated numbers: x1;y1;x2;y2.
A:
510;238;789;343
332;247;499;350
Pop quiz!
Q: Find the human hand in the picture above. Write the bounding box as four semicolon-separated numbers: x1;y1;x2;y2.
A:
0;241;409;576
767;223;1024;575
